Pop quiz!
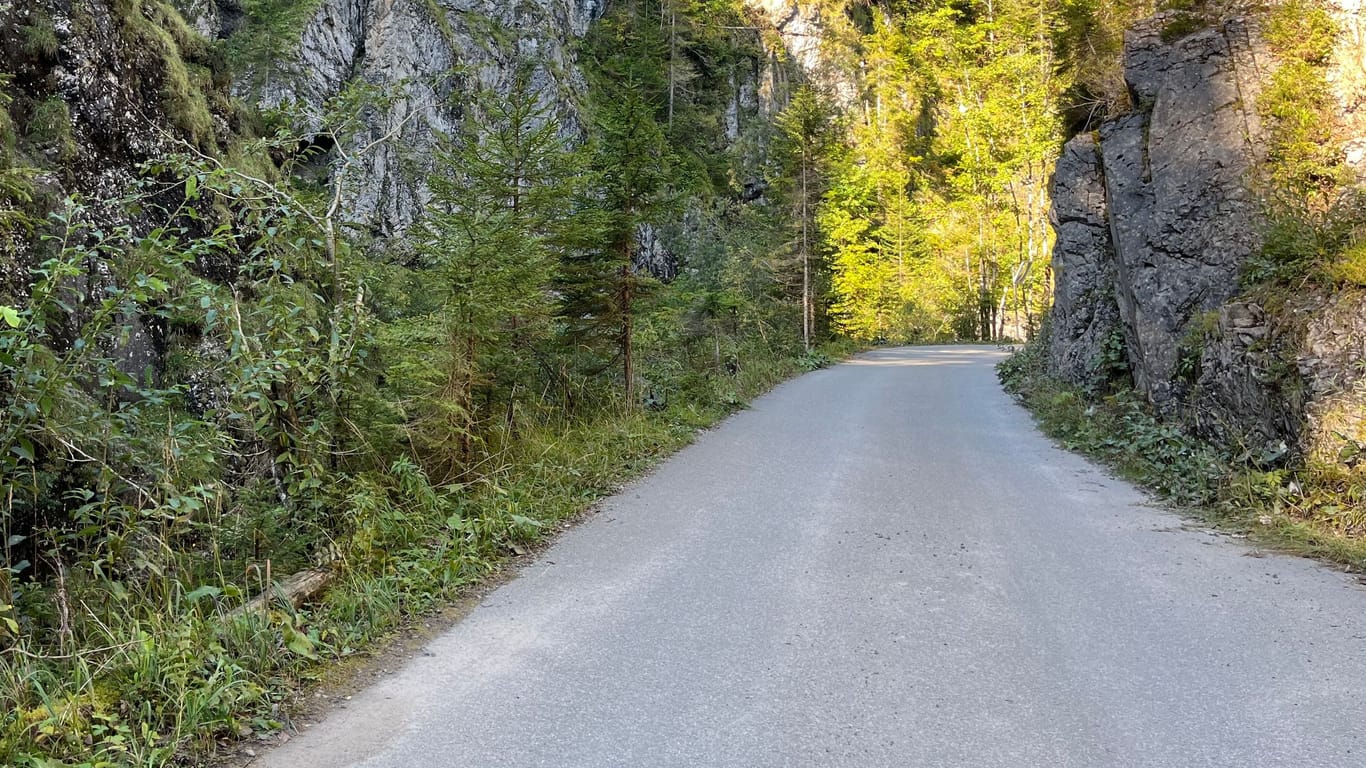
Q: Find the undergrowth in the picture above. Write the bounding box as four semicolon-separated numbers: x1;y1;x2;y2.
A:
999;342;1366;570
0;339;809;766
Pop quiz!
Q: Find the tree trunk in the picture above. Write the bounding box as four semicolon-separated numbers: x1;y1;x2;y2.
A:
462;332;476;466
800;156;811;352
620;243;635;407
622;269;635;407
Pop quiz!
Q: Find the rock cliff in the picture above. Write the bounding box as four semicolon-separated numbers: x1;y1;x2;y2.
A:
228;0;603;238
1048;13;1271;404
1045;2;1366;469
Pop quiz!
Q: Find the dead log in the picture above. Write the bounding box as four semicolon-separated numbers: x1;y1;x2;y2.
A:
227;566;335;620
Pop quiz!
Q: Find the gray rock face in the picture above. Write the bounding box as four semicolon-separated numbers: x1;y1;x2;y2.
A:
1189;301;1303;456
170;0;243;38
237;0;603;239
744;0;856;105
1298;290;1366;468
1046;8;1366;475
1098;15;1271;405
1046;134;1123;391
634;225;677;283
1189;291;1366;464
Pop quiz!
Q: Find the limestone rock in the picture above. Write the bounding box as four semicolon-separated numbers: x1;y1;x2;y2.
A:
1045;134;1124;392
236;0;604;238
1101;14;1271;405
1045;6;1366;477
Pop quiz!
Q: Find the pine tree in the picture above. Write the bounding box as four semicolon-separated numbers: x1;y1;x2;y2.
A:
558;82;673;407
410;68;566;473
775;85;838;352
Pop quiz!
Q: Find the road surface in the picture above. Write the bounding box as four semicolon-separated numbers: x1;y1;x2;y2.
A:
258;346;1366;768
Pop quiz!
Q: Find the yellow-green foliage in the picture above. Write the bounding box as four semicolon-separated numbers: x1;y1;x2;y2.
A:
1245;0;1363;286
1261;60;1344;197
1325;243;1366;286
1259;0;1343;198
1264;0;1338;64
112;0;219;149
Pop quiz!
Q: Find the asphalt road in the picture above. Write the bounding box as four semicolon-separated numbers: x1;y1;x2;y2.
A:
258;346;1366;768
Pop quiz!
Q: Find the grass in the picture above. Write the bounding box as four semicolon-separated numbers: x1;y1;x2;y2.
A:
24;98;76;163
0;338;826;766
999;344;1366;571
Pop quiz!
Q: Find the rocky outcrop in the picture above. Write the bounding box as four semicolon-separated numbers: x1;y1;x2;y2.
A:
744;0;856;106
1188;301;1306;457
169;0;243;38
1;0;239;283
1046;134;1122;391
1298;290;1366;470
1098;14;1270;405
1187;291;1366;466
1045;5;1366;472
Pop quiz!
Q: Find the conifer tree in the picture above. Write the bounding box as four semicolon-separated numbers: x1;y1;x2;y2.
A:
411;68;566;472
775;85;838;352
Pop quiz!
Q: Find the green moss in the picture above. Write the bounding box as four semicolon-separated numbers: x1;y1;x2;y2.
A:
1261;60;1344;196
1247;0;1363;288
1324;242;1366;287
26;97;77;163
20;13;60;59
111;0;219;149
1264;0;1339;64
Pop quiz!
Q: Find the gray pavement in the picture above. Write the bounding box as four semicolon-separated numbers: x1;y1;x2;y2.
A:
258;346;1366;768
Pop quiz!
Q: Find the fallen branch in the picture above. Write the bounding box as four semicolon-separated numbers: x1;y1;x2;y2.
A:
227;566;336;620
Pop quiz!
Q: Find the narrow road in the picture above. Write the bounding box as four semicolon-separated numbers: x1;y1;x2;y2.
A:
260;346;1366;768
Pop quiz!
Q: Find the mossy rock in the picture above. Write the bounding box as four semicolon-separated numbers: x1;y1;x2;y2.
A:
1323;242;1366;287
111;0;221;150
19;12;60;59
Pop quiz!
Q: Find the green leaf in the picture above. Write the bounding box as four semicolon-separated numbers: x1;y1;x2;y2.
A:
184;585;223;603
509;514;544;530
283;625;319;659
185;174;198;200
0;305;19;328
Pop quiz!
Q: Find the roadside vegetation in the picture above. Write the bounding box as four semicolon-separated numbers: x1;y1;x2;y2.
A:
1000;336;1366;570
0;1;859;764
